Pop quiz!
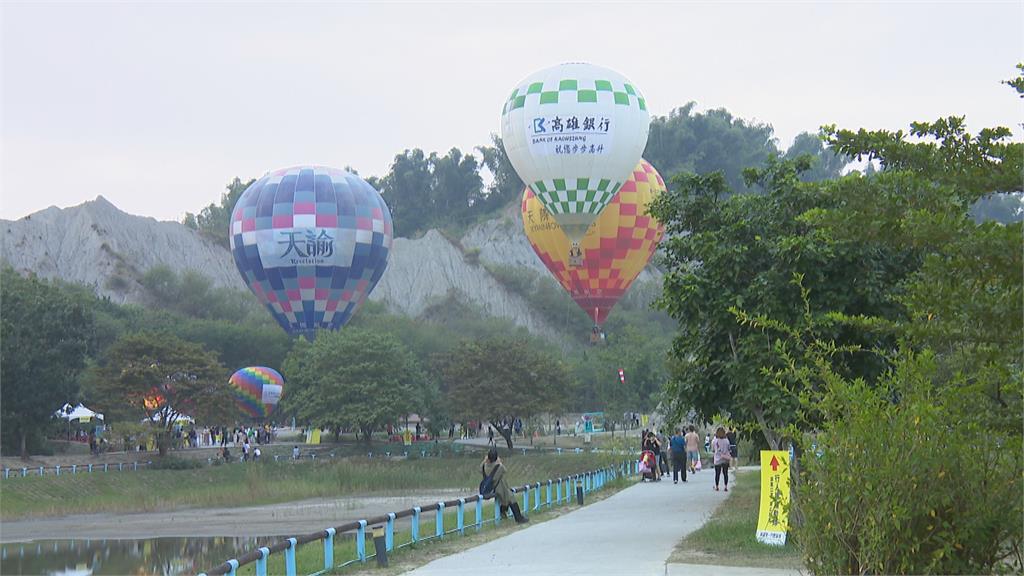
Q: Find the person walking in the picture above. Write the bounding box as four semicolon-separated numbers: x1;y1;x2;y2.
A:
669;427;687;484
711;426;733;491
684;425;701;474
481;447;528;524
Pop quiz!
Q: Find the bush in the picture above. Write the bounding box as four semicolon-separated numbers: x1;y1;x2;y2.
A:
796;352;1022;574
149;456;204;470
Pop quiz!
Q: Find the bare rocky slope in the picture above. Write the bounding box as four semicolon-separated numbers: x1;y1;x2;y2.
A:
2;196;659;340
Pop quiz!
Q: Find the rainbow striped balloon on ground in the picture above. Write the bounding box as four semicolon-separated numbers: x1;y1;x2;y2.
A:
229;367;285;419
230;166;393;337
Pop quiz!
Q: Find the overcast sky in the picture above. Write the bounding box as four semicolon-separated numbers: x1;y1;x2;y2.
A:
2;1;1021;222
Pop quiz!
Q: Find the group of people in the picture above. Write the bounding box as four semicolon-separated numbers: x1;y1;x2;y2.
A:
640;425;738;491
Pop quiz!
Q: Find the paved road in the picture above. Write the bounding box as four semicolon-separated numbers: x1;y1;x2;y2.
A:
404;471;799;576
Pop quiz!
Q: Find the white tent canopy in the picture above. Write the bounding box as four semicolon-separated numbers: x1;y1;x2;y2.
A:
54;403;104;421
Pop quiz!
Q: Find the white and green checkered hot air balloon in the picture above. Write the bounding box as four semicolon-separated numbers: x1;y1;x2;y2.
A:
501;63;650;264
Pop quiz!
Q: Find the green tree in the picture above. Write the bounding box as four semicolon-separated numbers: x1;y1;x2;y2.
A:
183;177;255;249
282;330;422;442
438;337;570;450
783;132;849;181
0;268;95;458
477;134;524;211
644;104;779;193
648;158;908;449
725;67;1023;572
91;333;230;456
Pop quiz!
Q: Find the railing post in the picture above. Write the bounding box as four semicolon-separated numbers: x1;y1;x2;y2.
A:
475;498;482;531
534;482;541;510
546;480;552;507
55;465;60;476
386;512;395;551
21;468;27;477
72;465;77;474
494;495;502;524
255;546;270;576
88;464;93;473
225;558;239;576
38;466;44;476
411;507;420;543
436;502;445;538
133;462;138;471
324;528;335;570
457;498;465;535
521;485;529;516
556;478;562;503
285;537;297;576
3;468;8;479
357;520;367;562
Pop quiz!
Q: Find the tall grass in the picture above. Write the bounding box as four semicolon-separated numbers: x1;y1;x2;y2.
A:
671;470;802;569
1;452;609;520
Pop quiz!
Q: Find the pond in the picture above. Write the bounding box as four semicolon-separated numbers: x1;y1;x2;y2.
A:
0;537;276;576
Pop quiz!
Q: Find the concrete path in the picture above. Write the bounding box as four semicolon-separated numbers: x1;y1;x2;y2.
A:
404;473;779;576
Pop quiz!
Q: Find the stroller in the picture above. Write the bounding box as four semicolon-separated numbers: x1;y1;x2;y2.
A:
639;450;660;482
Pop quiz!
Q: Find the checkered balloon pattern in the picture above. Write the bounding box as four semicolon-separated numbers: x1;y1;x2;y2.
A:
229;366;284;419
522;159;665;326
230;166;393;337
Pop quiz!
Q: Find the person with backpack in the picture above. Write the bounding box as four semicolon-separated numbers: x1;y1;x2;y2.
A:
480;447;528;524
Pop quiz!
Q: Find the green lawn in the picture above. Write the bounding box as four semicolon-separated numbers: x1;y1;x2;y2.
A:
0;451;614;520
670;470;803;569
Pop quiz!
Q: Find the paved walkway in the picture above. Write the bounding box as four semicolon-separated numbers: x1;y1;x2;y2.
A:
404;471;801;576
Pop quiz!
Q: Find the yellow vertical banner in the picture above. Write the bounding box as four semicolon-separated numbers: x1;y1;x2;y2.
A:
756;450;790;546
310;429;321;445
403;429;413;446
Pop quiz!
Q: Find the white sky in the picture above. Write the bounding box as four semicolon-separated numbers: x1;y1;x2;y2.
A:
2;1;1021;222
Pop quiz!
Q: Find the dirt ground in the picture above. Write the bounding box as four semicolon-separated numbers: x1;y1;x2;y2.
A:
0;490;467;543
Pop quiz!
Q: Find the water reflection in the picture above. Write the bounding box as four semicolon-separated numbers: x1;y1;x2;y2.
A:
0;536;278;576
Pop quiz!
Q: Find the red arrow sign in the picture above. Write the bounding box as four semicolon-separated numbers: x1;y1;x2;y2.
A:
770;455;780;471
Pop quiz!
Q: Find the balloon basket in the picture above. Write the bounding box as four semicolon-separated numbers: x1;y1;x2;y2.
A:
568;244;583;267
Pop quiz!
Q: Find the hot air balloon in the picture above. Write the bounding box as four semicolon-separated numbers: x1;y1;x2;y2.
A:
229;367;285;420
501;62;650;265
522;159;665;333
230;166;393;337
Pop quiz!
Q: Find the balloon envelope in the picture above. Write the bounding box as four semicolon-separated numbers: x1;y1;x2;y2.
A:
229;367;285;419
501;62;650;244
230;166;393;336
522;159;666;325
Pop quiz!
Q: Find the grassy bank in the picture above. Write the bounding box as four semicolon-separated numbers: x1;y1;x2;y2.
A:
0;451;612;520
670;470;803;569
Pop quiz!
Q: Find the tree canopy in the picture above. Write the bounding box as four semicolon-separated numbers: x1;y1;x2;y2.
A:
1;268;95;458
438;336;570;449
90;332;230;455
282;330;424;442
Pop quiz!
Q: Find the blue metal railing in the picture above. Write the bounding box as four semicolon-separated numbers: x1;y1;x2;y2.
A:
199;460;635;576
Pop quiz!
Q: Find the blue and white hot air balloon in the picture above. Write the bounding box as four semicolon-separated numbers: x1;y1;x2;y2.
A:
230;166;393;337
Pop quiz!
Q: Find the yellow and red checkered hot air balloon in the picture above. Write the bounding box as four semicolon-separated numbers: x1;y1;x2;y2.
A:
522;159;666;327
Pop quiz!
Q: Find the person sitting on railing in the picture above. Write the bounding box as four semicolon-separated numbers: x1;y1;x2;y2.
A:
482;447;528;524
